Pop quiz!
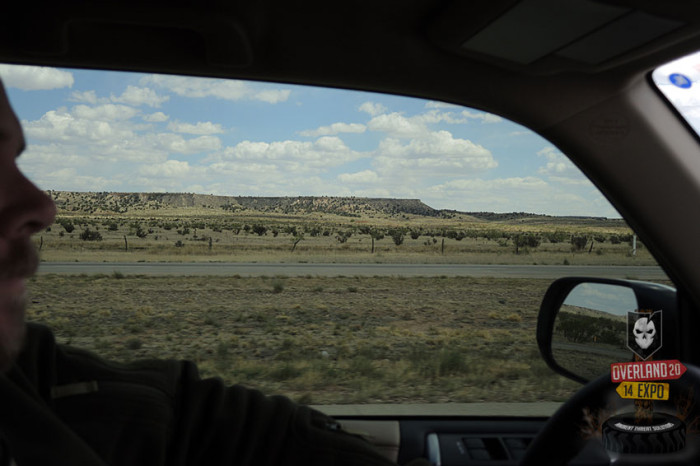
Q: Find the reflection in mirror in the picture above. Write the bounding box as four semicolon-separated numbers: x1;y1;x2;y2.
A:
552;283;637;381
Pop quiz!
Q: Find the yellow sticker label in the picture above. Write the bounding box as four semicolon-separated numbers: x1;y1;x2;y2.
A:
616;381;669;400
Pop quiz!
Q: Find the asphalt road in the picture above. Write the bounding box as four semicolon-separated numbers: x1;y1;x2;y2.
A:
37;262;668;280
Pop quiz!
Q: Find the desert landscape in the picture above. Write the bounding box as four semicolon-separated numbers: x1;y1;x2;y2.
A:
25;191;660;404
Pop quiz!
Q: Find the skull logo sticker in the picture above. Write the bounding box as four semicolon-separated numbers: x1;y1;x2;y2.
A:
627;310;662;360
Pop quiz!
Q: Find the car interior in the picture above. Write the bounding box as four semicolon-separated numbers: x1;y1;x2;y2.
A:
3;0;700;464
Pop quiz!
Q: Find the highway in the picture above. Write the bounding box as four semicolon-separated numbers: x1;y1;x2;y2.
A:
37;262;668;280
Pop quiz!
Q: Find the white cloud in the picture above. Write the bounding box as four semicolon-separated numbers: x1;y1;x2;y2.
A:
420;109;469;125
21;100;223;180
167;121;224;135
146;134;222;154
22;166;120;192
366;109;488;138
220;136;363;170
367;112;429;138
549;176;594;187
433;177;548;191
72;104;140;121
425;101;460;109
69;86;168;108
143;112;169;123
111;85;169;108
299;122;366;137
23;109;136;144
193;137;368;196
140;75;291;103
0;65;74;90
537;146;560;162
139;160;194;178
420;172;618;216
338;170;380;184
69;90;108;105
254;89;292;104
537;147;587;182
359;101;388;116
375;131;497;174
424;176;556;213
461;110;503;124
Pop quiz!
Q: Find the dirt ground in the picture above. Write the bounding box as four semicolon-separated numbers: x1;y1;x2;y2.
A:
25;273;582;405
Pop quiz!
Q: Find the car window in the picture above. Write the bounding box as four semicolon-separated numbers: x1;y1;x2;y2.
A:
1;64;668;412
652;50;700;135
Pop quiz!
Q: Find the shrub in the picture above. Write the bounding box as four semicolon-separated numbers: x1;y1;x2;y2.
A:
446;230;467;241
545;230;568;243
125;338;143;350
570;235;589;252
349;357;379;378
271;280;285;293
513;233;540;254
389;228;405;246
270;363;302;381
336;230;352;243
80;229;102;241
438;349;469;376
370;229;384;241
61;221;75;233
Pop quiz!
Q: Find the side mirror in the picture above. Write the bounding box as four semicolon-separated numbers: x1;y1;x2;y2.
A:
537;277;677;384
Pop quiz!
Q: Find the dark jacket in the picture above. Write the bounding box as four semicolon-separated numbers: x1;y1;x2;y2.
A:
0;324;396;466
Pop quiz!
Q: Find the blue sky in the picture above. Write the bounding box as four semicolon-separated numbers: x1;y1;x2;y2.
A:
0;64;621;216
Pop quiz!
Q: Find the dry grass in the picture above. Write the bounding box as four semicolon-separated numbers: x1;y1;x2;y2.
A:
37;216;654;266
26;274;580;404
29;203;651;404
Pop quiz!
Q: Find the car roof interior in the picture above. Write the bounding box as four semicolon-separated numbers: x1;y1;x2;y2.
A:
2;0;699;122
2;0;700;301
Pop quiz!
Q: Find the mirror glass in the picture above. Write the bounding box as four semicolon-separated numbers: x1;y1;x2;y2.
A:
552;283;637;381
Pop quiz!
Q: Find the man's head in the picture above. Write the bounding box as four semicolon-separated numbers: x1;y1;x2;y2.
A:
0;81;56;370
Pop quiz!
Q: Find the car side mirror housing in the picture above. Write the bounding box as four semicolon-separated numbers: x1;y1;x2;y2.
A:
537;277;678;384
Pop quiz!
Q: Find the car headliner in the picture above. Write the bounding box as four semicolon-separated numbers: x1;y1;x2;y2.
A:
2;0;700;303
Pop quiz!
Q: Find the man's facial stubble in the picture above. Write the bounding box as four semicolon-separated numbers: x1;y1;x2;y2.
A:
0;239;39;370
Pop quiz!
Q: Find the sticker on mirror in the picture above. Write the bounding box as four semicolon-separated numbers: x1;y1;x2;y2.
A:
616;381;669;401
627;310;662;360
611;360;687;382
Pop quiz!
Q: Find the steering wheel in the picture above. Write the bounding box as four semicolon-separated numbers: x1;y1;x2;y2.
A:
521;363;700;465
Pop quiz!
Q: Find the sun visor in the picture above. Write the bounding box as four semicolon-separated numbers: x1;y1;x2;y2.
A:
428;0;686;75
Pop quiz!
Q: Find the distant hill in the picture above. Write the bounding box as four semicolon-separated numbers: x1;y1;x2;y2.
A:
48;191;444;218
465;211;623;226
47;191;622;225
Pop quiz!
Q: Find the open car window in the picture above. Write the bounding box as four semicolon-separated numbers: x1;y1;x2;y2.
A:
1;64;668;413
